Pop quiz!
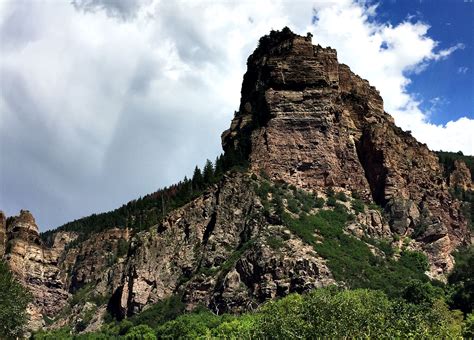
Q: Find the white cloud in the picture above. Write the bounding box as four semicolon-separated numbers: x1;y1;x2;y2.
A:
0;0;472;229
458;66;469;74
308;0;473;154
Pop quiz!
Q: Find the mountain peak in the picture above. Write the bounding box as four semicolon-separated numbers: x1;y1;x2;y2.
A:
222;28;469;276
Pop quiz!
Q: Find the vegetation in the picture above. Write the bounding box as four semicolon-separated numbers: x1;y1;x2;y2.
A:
448;246;474;315
34;287;466;339
0;260;32;339
436;150;473;180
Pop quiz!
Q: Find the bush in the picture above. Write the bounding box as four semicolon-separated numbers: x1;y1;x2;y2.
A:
155;311;222;338
335;191;348;202
351;199;365;215
399;250;429;273
326;196;337;207
287;198;300;214
314;197;325;208
125;324;156;339
32;327;72;340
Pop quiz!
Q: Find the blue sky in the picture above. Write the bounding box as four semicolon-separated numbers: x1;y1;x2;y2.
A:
1;0;473;230
377;0;473;125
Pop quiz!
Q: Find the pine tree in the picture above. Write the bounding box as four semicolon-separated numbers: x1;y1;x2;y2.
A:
192;166;204;191
203;159;214;185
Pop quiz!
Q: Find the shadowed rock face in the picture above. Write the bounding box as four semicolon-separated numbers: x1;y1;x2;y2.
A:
222;28;470;276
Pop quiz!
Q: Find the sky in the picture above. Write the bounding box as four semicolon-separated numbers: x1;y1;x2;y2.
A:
0;0;473;231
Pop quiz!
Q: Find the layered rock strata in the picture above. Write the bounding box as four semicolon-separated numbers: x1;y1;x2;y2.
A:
222;28;470;276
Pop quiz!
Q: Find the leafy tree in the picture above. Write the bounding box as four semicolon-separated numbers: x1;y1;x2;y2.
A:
0;260;32;339
125;324;156;339
401;279;443;305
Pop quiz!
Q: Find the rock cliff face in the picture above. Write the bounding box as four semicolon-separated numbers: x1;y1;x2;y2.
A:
1;210;73;330
1;28;472;333
449;159;472;191
222;28;469;276
109;173;334;318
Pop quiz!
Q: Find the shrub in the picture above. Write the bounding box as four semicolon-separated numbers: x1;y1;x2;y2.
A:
314;197;325;208
335;191;348;202
326;196;337;207
125;324;156;340
399;250;429;273
287;198;300;214
266;235;285;250
351;199;365;215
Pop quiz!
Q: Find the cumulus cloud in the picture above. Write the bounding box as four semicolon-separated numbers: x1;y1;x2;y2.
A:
0;0;472;230
307;0;473;154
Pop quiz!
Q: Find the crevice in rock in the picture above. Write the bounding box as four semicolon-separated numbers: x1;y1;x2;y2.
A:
355;129;388;206
107;286;125;320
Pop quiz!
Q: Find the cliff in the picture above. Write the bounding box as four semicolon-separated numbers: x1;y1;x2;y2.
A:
222;28;469;275
1;28;472;333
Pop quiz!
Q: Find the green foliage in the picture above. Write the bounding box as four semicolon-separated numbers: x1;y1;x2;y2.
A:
129;295;185;328
286;198;300;214
116;238;129;258
402;279;444;305
399;250;429;272
463;313;474;338
436;150;474;180
32;327;73;340
448;246;474;314
125;324;156;340
351;199;365;214
255;287;462;339
335;191;348;202
326;196;337;207
202;159;215;185
314;196;325;208
281;205;429;297
0;260;32;339
266;235;285;250
155;311;222;339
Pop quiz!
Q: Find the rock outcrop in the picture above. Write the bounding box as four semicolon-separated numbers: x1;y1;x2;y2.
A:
222;28;469;277
449;159;472;191
2;210;72;330
110;173;334;318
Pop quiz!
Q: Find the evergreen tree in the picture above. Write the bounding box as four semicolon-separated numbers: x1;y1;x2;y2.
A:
192;166;204;191
203;159;214;185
